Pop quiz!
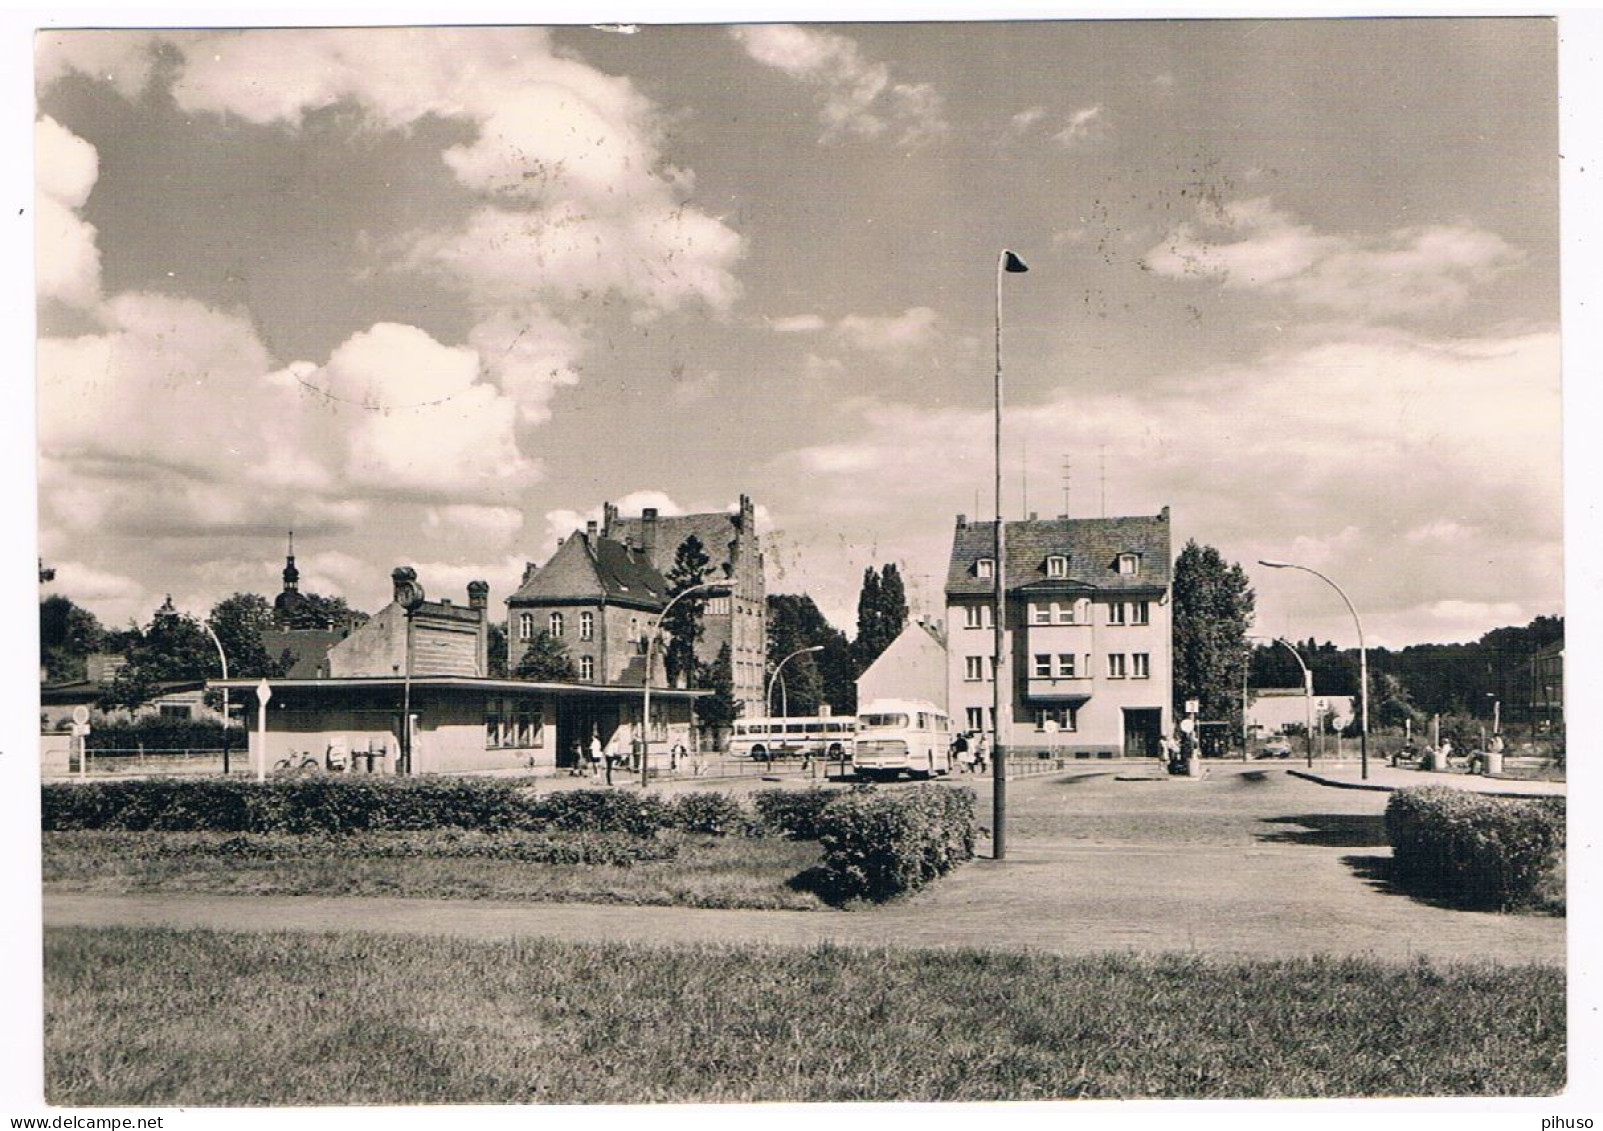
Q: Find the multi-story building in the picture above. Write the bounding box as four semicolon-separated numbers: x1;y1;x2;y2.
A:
506;524;668;688
602;495;766;717
945;508;1173;757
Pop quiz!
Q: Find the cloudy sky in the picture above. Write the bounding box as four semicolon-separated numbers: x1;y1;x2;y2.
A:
34;19;1561;649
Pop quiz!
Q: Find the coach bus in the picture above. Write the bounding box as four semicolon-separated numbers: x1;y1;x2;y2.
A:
851;698;953;780
730;716;856;763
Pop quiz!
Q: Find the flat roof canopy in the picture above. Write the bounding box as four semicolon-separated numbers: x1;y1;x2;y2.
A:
209;675;704;701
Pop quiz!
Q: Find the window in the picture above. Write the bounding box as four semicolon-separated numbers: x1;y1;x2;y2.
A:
706;596;731;615
1118;553;1139;576
966;707;985;731
964;604;992;630
159;704;192;720
1108;602;1126;626
579;655;595;681
518;612;534;641
629;616;640;643
976;558;995;579
1031;603;1051;625
1108;653;1127;679
1057;653;1077;678
1035;706;1077;732
1132;653;1150;679
965;656;986;682
549;611;564;637
579;611;594;640
1046;554;1068;578
1034;654;1052;678
1056;602;1075;624
486;701;543;749
1131;600;1150;626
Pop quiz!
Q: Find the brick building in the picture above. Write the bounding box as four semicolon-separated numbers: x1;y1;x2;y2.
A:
946;508;1173;757
327;567;490;679
602;496;766;717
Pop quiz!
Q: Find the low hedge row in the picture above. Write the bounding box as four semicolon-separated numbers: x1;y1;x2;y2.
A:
752;786;837;840
1385;786;1565;910
811;785;977;904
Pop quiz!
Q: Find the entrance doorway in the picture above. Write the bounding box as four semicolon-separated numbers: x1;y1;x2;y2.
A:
1122;708;1162;757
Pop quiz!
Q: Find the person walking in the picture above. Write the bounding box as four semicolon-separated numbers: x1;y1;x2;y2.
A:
951;731;971;772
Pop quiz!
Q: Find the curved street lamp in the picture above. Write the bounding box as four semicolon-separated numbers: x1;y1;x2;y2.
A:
642;580;730;788
767;645;824;719
1249;633;1316;768
992;248;1029;861
1259;560;1368;779
202;623;231;775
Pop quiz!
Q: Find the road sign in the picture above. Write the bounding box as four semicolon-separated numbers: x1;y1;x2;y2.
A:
1185;699;1200;715
71;705;90;726
1179;718;1195;734
257;679;273;705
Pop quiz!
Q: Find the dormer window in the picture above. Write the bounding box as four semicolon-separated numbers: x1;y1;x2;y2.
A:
976;558;995;580
1046;555;1068;578
1118;553;1140;576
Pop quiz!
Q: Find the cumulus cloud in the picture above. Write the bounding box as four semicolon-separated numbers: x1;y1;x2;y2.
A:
36;31;163;101
39;26;745;423
1142;197;1525;319
1054;104;1106;149
35;116;102;309
768;327;1560;645
770;314;828;333
44;561;149;627
834;306;939;357
729;24;947;147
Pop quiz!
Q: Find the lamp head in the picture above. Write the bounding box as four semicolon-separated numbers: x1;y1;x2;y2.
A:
1002;250;1029;273
1258;559;1292;569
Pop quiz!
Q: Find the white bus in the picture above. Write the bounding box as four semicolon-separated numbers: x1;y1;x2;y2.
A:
730;716;856;762
852;699;953;780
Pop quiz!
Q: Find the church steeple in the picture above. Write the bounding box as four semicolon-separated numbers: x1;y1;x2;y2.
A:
282;531;299;592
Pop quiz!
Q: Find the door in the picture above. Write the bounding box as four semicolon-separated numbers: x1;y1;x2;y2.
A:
1123;708;1162;758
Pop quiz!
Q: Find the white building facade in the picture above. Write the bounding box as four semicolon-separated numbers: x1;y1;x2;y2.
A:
945;509;1174;757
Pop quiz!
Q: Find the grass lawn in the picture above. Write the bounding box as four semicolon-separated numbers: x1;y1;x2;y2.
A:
45;926;1563;1104
42;830;826;911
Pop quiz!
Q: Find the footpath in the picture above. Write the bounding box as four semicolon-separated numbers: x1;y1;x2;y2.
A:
1289;763;1565;797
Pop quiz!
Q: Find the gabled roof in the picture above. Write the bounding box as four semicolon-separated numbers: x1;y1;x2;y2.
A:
946;509;1173;597
508;532;668;611
261;629;347;679
607;511;745;573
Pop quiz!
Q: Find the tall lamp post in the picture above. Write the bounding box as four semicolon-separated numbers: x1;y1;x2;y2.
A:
202;623;231;775
768;645;824;719
992;248;1029;861
1259;560;1368;780
642;580;730;788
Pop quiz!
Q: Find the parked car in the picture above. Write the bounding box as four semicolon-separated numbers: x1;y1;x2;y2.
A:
1258;738;1293;759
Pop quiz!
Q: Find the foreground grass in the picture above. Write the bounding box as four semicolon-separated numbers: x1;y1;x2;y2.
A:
45;926;1563;1104
42;830;824;911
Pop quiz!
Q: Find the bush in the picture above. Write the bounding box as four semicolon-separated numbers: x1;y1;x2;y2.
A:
1385;787;1565;910
808;785;976;904
528;789;671;837
752;787;837;840
41;777;537;835
84;716;234;753
667;792;747;836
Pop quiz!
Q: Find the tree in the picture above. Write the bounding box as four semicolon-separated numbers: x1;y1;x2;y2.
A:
278;591;367;631
695;642;739;731
1171;540;1256;737
512;630;577;682
40;595;103;682
206;593;284;679
663;535;711;689
851;563;908;672
766;593;855;715
486;621;509;678
96;599;218;711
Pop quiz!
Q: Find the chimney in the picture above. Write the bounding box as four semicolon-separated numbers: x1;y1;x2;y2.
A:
468;581;490;676
602;501;619;535
467;581;489;610
1029;511;1038;521
641;507;658;558
1159;506;1170;522
521;561;538;585
391;566;419;606
586;519;598;539
956;514;967;528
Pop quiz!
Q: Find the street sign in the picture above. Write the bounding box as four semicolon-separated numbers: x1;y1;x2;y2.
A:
257;679;273;705
1185;699;1200;715
1179;718;1195;734
70;722;89;737
71;705;90;726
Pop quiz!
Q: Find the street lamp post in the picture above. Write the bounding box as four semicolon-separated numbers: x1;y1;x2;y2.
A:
993;248;1028;861
1251;634;1315;768
767;645;824;719
642;580;730;788
1259;560;1368;780
203;623;231;775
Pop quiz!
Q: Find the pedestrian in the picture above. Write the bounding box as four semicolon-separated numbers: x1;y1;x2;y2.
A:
973;733;988;774
589;732;605;782
951;731;970;772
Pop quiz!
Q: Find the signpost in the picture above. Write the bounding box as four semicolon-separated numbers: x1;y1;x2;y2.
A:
71;705;90;778
255;679;273;782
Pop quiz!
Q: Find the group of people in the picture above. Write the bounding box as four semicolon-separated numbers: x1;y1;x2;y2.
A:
1393;732;1504;773
949;731;989;774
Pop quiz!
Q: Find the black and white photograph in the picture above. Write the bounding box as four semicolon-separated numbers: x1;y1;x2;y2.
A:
13;7;1592;1120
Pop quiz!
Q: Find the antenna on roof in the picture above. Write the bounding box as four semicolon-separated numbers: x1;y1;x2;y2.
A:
1099;446;1107;518
1061;454;1071;518
1021;434;1028;516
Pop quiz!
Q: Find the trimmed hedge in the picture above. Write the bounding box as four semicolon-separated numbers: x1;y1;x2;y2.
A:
752;787;837;840
810;785;976;904
82;717;234;752
530;789;670;837
667;792;749;837
1385;786;1565;910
